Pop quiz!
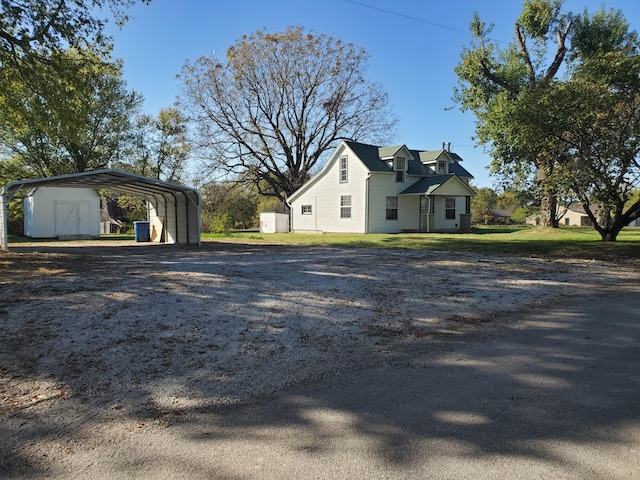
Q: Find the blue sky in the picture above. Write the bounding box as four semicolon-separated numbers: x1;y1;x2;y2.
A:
105;0;640;188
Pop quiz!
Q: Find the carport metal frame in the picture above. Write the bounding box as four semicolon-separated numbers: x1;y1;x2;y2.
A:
0;169;200;251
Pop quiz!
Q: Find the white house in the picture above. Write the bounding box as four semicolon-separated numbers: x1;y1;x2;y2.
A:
288;140;475;234
24;186;101;238
527;202;600;227
560;203;597;226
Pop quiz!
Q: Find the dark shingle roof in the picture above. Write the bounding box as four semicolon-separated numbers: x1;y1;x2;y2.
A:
400;175;452;194
448;162;474;179
344;140;472;179
344;141;393;172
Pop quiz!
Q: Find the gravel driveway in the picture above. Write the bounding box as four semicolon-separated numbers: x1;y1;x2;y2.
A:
1;241;637;478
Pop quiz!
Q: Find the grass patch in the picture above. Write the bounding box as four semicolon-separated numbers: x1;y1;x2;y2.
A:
203;225;640;261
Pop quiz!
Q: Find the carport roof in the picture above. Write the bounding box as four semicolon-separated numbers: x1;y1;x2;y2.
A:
0;169;199;200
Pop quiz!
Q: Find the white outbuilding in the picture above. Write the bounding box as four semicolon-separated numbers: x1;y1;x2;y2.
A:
1;169;201;250
259;212;290;233
24;186;101;239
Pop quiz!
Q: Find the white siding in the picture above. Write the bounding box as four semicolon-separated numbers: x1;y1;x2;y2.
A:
290;144;369;233
24;187;100;238
421;178;474;232
433;196;462;230
367;173;420;233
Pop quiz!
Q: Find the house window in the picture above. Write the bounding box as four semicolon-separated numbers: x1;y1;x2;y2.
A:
438;161;446;173
445;197;456;220
301;205;312;215
565;218;570;226
386;196;398;220
339;156;348;183
340;195;351;218
395;157;405;183
580;216;593;226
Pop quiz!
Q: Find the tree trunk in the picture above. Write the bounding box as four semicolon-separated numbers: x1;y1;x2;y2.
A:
536;165;559;228
540;191;559;228
600;221;622;242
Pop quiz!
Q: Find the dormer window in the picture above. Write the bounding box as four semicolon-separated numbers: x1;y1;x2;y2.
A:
438;161;446;174
395;157;405;182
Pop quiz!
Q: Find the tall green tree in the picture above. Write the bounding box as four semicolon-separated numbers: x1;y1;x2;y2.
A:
0;0;150;73
455;0;572;227
556;8;640;240
1;49;142;176
117;108;191;182
1;0;150;129
178;26;397;202
199;181;259;232
470;186;497;224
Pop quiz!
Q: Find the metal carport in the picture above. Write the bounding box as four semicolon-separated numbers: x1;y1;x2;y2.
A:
0;169;200;251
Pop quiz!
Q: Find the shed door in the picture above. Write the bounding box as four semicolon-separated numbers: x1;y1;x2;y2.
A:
56;202;78;235
56;201;91;236
78;202;91;234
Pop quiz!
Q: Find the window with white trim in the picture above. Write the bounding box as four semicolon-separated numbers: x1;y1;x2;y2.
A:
339;156;348;183
340;195;351;218
301;205;312;215
386;196;398;220
438;161;446;173
395;157;405;182
445;197;456;220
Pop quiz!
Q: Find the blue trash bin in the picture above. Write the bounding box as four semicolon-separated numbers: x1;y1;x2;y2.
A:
134;221;151;242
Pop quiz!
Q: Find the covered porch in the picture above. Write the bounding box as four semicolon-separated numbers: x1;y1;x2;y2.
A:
400;175;475;233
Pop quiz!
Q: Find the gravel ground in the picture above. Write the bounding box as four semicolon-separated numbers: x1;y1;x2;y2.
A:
0;240;637;478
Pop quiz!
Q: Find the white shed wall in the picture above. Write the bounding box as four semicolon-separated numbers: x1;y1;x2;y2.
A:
260;213;290;233
24;187;100;238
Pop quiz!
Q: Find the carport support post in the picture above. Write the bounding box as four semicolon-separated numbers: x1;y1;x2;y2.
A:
1;191;9;251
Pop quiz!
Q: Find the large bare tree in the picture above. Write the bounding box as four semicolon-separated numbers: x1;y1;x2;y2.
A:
178;26;396;201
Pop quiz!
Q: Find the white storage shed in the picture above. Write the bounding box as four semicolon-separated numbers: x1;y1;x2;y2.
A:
24;186;101;238
259;212;290;233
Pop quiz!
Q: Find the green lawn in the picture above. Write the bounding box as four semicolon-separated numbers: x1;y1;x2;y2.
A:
9;226;640;261
203;225;640;261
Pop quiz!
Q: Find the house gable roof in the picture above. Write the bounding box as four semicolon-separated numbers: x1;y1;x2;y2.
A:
344;141;472;178
378;145;414;161
448;162;474;179
345;141;393;173
417;150;446;163
400;174;476;196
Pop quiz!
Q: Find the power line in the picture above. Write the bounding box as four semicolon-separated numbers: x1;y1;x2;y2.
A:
344;0;510;44
344;0;472;36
